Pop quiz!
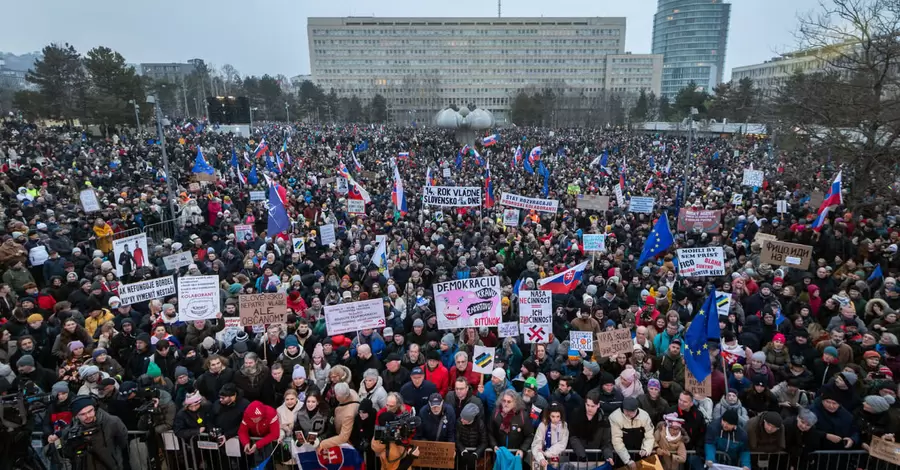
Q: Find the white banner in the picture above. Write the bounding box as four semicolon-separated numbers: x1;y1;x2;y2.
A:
118;276;176;306
677;247;726;277
583;234;607;252
500;192;559;213
629;196;655;214
320;224;336;245
742;169;764;187
324;298;386;336
163;251;193;271
472;345;496;374
518;289;552;344
178;275;221;321
498;322;519;338
613;185;625;207
433;276;502;329
503;209;519;227
249;190;266;201
79;189;101;213
347;199;365;214
112;233;149;277
422;186;482;207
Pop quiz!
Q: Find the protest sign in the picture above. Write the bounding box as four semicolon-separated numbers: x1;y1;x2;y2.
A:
676;209;722;233
570;331;594;351
760;240;813;269
216;317;244;348
519;289;552;344
292;237;306;253
319;224;336;245
323;298;386;336
595;328;633;358
629;197;655;214
433;277;502;329
500;192;559;213
741;169;764;187
442;168;451;178
335;177;349;194
753;232;777;245
234;224;254;242
347;199;366;215
676;247;726;277
503;209;519;227
79;189;101;212
567;184;581;195
870;435;900;466
320;177;336;185
249;190;266;201
685;369;712;397
613;185;625;207
422;186;482;207
809;190;825;207
188;182;200;192
163;251;193;271
730;194;743;205
178;275;221;321
716;292;732;317
498;322;519;338
239;293;287;327
776;200;788;213
583;234;607;252
118;276;176;306
576;194;610;211
112;233;149;278
410;441;456;469
472;345;496;374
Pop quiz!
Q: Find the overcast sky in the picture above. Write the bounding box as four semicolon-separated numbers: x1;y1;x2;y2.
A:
3;0;822;80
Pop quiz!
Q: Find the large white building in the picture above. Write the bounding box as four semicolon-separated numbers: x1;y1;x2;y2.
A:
307;17;662;123
731;51;833;95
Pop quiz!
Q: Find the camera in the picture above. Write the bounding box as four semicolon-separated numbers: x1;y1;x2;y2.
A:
374;414;421;444
64;423;99;456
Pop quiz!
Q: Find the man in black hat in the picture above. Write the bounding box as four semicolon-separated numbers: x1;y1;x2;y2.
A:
210;383;249;441
747;410;785;454
609;397;654;469
61;396;129;470
418;392;455;443
381;353;410;393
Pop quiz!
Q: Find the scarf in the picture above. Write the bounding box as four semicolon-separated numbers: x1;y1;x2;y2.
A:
665;426;682;442
499;409;515;434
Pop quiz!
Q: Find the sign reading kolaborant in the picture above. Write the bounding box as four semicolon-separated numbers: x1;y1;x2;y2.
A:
433;276;502;330
629;197;655;214
178;275;221;321
499;192;559;213
118;276;176;306
422;186;482;207
519;289;552;344
595;328;633;358
676;247;726;277
323;298;386;336
239;293;287;327
760;240;813;270
742;169;764;187
112;233;149;277
583;234;607;252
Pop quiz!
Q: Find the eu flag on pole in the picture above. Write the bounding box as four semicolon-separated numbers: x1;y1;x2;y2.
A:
192;148;215;175
524;157;534;174
267;181;291;236
248;165;259;185
637;214;674;267
869;265;884;282
683;287;721;383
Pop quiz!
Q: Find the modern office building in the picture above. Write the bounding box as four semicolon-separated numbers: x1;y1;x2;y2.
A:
731;44;859;95
138;59;205;83
652;0;731;98
308;17;662;123
606;54;664;95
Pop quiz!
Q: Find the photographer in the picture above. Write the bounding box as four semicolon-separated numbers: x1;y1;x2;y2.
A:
61;396;129;470
371;411;421;470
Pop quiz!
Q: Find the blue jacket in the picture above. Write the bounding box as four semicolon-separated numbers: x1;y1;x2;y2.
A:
704;419;751;468
478;378;513;416
811;399;860;449
439;344;458;370
493;446;522;470
653;329;682;357
418;403;456;442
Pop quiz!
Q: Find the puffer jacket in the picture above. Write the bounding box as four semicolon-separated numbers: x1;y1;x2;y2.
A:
358;376;388;411
609;408;655;465
653;421;688;470
456;416;488;456
711;396;750;428
747;413;785;452
764;343;791;374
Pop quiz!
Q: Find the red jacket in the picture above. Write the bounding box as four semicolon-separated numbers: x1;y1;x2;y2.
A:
424;362;450;396
448;361;481;388
238;401;280;448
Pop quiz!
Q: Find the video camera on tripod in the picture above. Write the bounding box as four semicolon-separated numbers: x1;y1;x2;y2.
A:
374;413;421;444
0;380;51;431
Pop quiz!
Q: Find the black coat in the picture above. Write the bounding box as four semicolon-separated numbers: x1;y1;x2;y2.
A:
488;408;533;453
456;418;488;456
210;397;249;439
381;367;410;394
195;368;236;401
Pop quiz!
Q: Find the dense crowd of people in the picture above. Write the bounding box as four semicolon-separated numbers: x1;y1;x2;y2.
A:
0;114;898;470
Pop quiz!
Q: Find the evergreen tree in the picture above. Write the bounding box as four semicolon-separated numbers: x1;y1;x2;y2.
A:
25;43;86;122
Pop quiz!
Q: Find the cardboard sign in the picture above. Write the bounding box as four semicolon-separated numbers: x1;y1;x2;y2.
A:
112;233;149;277
595;328;633;358
629;197;655;214
323;298;386;336
433;277;502;329
118;276;176;306
320;177;336;185
570;331;594;351
503;209;519;227
741;169;764;187
760;240;813;270
188;182;201;192
583;234;607;252
249;191;266;201
809;190;825;208
409;440;456;469
178;275;221;321
360;170;378;180
319;223;336;245
498;322;519;338
685;368;712;397
422;186;482;207
776;200;788;213
79;189;101;212
442;168;451;178
753;232;777;245
500;192;559;213
234;224;255;243
195;173;217;182
519;289;552;344
870;435;900;465
347;199;366;215
676;209;722;233
730;194;743;205
472;345;496;374
163;251;193;271
676;247;726;277
576;194;610;211
239;293;287;327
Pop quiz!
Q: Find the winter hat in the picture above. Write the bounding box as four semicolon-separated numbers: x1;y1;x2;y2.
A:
16;355;35;368
51;381;69;395
647;378;661;390
840;371;858;386
383;327;394;339
722;409;739;425
71;396;94;415
364;368;379;380
441;333;455;346
26;313;43;323
233;341;248;353
663;412;684;428
146;362;162;378
136;333;151;345
285;335;299;348
0;364;14;381
68;341;85;352
568;349;580;361
201;337;216;350
413;318;424;328
583;361;601;376
524;377;539;391
108;296;121;308
762;411;783;428
175;366;189;379
623;397;639;411
865;395;895;413
751;351;766;363
292;364;307;380
92;348;108;359
798;408;818;426
491;367;507;380
772;333;786;344
184;391;203;406
235;331;249;343
461;403;480;422
864;350;881;360
78;365;100;378
823;346;839;358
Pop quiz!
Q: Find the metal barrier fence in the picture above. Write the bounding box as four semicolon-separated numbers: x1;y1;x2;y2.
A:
95;219;179;254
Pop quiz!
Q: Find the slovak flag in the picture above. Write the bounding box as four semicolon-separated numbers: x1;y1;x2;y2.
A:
483;134;499;147
425;167;436;187
391;158;407;217
721;340;747;366
276;153;285;173
459;144;470;158
472;148;484;166
817;171;843;214
352;153;363;172
484;161;495;208
619;169;626;192
811;206;830;232
538;260;589;294
644;175;655;193
528;146;542;165
398;151;410;160
296;445;365;470
338;162;372;203
513;145;524;169
281;140;291;165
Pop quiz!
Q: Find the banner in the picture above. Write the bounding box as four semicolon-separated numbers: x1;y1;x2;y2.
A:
323;298;386;336
79;189;101;212
570;331;593;351
472;345;496;374
118;276;176;306
239;293;287;327
433;277;502;329
422;186;482;207
112;233;149;277
595;328;633;358
498;322;519;338
575;194;610;211
234;224;254;243
676;247;726;277
347;199;365;215
629;196;655;214
249;190;266;201
178;275;221;321
741;169;764;187
760;240;813;269
519;289;552;344
676;209;722;233
583;234;607;252
503;209;519;227
162;251;193;271
500;192;559;213
320;224;336;245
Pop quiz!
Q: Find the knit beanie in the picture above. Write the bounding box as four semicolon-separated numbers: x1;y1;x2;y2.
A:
16;355;35;368
762;411;783;428
292;364;307;380
51;381;69;395
285;335;299;348
441;333;455;346
184;391;202;406
583;361;601;376
202;337;216;350
175;366;189;379
865;395;895;414
798;408;818;426
68;341;85;352
751;351;766;363
26;313;43;323
147;362;162;378
461;403;480;422
840;371;858;386
823;346;839;358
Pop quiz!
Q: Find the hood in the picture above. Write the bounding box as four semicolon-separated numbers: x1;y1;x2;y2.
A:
242;400;277;425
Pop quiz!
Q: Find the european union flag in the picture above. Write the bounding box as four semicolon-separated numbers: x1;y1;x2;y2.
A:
230;147;239;168
191;148;214;175
683;286;721;383
455;152;463;169
267;184;291;236
600;150;609;168
248;165;259;185
637;213;674;267
869;265;884;282
524;157;534;174
354;141;369;153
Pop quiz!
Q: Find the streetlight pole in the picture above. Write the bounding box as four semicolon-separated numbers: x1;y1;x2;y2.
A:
684;107;698;197
147;95;178;222
129;99;142;134
285;102;290;122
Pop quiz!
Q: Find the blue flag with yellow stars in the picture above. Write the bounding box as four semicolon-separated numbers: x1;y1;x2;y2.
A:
637;213;674;267
683;286;721;383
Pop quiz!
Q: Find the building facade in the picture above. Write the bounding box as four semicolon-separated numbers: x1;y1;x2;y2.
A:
138;59;205;83
652;0;731;98
308;17;662;123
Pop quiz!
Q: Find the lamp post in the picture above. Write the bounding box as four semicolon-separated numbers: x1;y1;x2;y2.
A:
285;102;290;122
249;101;259;134
684;106;698;196
146;95;178;222
128;99;142;134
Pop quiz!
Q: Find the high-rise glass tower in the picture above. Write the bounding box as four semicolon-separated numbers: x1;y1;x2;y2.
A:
652;0;731;98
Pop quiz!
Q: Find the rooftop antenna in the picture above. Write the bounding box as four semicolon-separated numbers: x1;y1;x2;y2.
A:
498;0;501;17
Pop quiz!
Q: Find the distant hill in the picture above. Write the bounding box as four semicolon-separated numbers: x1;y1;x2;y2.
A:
0;52;42;71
